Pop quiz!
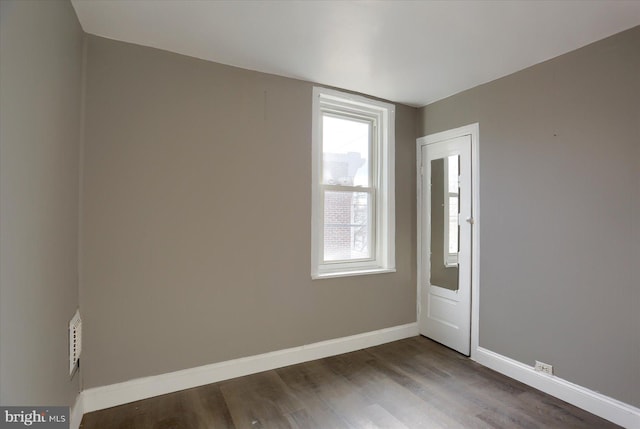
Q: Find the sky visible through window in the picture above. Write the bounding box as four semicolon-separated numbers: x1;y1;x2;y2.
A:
322;115;369;187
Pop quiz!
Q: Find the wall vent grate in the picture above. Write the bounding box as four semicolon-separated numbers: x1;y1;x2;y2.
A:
69;309;82;375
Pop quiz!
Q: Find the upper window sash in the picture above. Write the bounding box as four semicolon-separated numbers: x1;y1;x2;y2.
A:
320;111;375;189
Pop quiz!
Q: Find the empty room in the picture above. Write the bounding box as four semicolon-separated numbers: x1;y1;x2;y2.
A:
1;1;638;428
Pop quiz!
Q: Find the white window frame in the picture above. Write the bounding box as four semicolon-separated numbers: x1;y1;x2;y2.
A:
311;87;395;279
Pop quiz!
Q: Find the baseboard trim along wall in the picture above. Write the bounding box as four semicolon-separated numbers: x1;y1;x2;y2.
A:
473;347;640;429
70;326;640;428
80;323;419;414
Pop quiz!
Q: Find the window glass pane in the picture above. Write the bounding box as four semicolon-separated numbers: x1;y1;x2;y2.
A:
447;155;459;255
447;155;458;192
322;115;370;186
448;196;459;254
323;191;371;261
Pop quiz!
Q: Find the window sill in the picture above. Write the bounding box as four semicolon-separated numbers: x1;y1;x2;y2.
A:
312;267;396;280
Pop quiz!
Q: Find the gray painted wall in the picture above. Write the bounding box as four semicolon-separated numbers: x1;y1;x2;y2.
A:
80;35;417;388
0;0;83;405
418;26;640;407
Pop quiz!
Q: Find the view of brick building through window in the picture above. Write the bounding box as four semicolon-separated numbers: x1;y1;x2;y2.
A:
323;152;370;261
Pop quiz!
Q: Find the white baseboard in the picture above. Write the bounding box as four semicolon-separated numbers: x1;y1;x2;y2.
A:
69;393;84;429
81;322;419;414
473;347;640;429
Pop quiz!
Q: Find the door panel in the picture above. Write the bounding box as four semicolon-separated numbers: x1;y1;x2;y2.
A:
419;135;472;356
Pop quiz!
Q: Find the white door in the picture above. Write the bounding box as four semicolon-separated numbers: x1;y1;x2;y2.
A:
418;133;472;356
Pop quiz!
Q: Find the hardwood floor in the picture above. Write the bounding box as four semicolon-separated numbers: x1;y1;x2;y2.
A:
80;336;620;428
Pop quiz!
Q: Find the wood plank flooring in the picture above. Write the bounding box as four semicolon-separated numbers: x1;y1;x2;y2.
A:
80;336;620;428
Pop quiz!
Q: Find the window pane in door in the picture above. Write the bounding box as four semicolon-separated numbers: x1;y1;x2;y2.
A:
447;155;459;255
322;115;370;187
323;191;371;261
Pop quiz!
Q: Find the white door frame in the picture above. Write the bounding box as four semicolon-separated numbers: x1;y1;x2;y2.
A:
416;123;480;359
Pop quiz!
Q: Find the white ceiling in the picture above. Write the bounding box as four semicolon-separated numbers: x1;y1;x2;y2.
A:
71;0;640;107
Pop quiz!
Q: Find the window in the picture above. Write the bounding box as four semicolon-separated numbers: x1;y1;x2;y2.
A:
311;87;395;278
444;155;459;267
